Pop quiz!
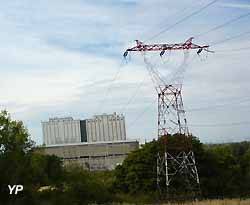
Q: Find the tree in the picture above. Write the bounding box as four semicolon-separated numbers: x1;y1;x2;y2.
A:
0;110;114;205
114;135;203;201
0;110;34;154
0;110;35;204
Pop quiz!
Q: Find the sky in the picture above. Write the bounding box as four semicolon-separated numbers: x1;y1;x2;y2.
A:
0;0;250;144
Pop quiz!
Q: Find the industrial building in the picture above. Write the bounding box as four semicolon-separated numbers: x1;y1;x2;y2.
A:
42;117;81;145
41;113;138;170
42;113;126;146
86;113;126;142
43;140;139;170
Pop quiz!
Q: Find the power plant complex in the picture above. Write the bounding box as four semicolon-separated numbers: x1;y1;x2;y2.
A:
41;113;138;170
42;113;126;145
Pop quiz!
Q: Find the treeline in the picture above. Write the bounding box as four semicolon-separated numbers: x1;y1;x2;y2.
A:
201;141;250;198
115;136;250;201
1;110;250;204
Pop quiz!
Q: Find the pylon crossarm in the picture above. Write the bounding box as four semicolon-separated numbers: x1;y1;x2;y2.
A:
124;37;209;54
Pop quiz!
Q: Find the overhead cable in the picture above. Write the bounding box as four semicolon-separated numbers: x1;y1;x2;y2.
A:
97;60;126;114
195;11;250;38
144;0;219;42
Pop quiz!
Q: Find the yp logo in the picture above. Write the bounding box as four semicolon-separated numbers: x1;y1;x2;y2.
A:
8;185;23;195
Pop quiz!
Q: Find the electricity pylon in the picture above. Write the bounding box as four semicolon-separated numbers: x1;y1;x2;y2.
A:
124;38;209;197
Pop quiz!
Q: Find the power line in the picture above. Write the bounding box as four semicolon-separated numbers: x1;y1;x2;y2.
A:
124;0;220;124
186;97;250;112
215;46;250;53
189;121;250;127
128;103;250;128
211;30;250;46
128;102;250;128
127;53;199;127
128;95;250;128
122;52;196;117
144;0;219;42
140;5;191;41
127;100;155;128
97;60;126;114
194;11;250;38
119;73;149;114
126;33;250;126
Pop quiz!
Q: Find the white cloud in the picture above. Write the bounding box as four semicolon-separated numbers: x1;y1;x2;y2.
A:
0;0;249;144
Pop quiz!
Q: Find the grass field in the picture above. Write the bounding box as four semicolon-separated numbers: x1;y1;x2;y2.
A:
105;199;250;205
163;199;250;205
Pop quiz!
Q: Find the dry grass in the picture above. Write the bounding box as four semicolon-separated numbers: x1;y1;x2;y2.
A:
163;199;250;205
107;199;250;205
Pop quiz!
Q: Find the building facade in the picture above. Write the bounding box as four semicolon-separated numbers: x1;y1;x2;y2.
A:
86;113;126;142
42;113;126;146
42;117;82;145
43;140;139;170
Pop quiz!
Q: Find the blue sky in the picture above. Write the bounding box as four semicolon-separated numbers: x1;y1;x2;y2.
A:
1;0;250;144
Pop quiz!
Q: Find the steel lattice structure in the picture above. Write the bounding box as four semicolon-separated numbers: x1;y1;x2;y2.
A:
123;37;211;58
124;38;209;197
156;84;200;195
157;85;188;136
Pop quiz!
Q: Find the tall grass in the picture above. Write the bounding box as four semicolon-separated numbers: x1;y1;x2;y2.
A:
163;199;250;205
92;199;250;205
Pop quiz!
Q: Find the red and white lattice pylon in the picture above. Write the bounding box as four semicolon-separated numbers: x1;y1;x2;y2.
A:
124;38;209;197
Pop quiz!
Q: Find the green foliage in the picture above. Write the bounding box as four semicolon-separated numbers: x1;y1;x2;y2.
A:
114;135;250;201
0;111;113;205
0;110;34;154
1;110;250;203
0;110;35;204
114;139;158;196
200;143;250;198
113;134;204;201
